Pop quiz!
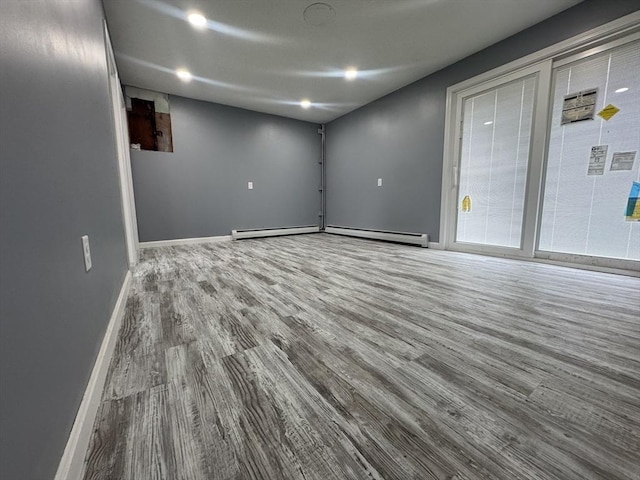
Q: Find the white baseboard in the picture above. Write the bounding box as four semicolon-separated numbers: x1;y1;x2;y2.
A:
427;242;444;250
325;226;428;247
139;235;231;249
54;269;133;480
232;226;319;240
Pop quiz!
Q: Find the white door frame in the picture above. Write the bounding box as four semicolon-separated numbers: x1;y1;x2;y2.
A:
104;22;139;268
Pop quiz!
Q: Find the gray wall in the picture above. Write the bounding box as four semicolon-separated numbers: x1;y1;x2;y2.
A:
130;96;321;242
326;0;639;242
0;1;129;479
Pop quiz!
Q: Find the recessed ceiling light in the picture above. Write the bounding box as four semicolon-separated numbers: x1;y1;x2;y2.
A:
300;99;312;109
176;69;192;82
187;12;207;28
345;68;358;80
615;87;629;93
484;121;493;126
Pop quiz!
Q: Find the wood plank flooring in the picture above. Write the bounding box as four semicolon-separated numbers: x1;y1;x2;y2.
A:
82;233;640;480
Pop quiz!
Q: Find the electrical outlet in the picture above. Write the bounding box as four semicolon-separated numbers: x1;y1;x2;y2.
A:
377;178;383;187
81;235;92;272
248;181;253;190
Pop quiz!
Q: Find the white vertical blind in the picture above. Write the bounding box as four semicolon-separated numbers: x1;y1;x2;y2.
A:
539;41;640;260
456;76;535;248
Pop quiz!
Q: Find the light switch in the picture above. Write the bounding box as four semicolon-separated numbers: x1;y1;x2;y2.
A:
248;181;253;190
377;178;383;187
81;235;92;272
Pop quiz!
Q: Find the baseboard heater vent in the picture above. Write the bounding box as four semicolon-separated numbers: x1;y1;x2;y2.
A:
232;225;320;241
325;226;428;247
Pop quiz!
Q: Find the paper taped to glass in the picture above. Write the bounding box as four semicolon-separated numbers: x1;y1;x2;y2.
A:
597;104;620;121
561;89;597;125
610;151;636;171
588;145;607;176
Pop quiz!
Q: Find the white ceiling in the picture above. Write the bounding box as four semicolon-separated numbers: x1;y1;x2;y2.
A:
103;0;582;123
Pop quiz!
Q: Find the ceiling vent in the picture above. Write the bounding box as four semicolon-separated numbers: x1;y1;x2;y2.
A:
303;3;336;26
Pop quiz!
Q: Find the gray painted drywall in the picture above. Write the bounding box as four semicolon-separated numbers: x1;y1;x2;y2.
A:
326;0;639;242
0;1;129;479
130;95;321;242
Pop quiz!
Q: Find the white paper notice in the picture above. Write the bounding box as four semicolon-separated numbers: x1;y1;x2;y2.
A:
610;151;636;171
562;89;597;125
588;145;607;175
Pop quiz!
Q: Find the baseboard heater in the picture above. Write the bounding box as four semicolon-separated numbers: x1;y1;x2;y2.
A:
325;225;428;247
231;225;320;241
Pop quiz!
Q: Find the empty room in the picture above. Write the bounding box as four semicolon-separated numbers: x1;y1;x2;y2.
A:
1;0;640;479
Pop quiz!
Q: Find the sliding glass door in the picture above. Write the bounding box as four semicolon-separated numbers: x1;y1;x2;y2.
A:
538;40;640;261
444;29;639;270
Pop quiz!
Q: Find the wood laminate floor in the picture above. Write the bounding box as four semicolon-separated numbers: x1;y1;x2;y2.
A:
82;234;640;480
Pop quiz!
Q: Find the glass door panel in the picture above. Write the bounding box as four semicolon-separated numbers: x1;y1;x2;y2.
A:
456;76;536;249
539;40;640;261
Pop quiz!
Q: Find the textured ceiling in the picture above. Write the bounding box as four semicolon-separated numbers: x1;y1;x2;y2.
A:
103;0;583;123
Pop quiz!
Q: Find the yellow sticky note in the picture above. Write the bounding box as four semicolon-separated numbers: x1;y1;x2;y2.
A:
597;104;620;121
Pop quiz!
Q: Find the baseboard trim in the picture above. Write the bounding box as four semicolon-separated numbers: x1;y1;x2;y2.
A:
427;242;444;250
139;235;232;249
54;269;133;480
325;226;428;248
232;226;320;240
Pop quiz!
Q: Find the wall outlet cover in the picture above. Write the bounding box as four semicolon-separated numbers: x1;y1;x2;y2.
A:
81;235;92;272
248;181;253;190
377;178;383;187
